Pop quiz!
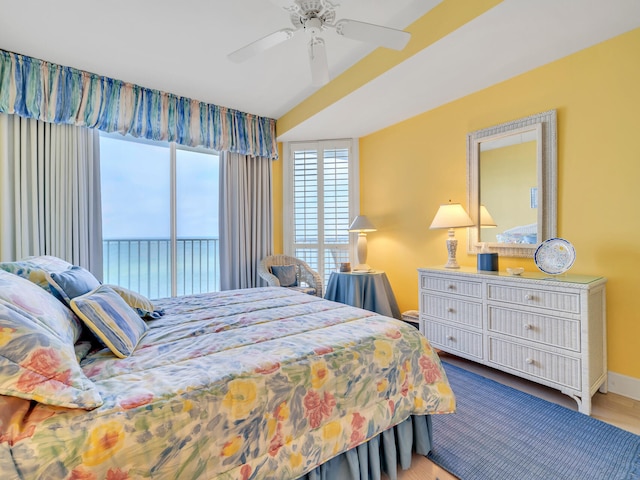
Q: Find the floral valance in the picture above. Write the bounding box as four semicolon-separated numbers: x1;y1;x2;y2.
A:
0;49;278;159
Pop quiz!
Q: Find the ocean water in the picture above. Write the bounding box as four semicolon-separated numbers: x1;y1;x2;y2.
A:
102;238;220;299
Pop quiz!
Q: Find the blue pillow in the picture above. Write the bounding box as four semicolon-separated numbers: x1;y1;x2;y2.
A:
271;265;298;287
47;266;101;306
70;285;149;358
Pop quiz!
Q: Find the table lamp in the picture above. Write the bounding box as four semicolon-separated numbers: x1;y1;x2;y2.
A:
430;202;474;269
480;205;497;228
478;205;499;271
348;215;377;271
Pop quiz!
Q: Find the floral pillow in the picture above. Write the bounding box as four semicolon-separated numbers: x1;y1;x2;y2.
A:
23;255;73;272
0;264;84;343
0;271;102;409
0;260;55;293
0;255;74;294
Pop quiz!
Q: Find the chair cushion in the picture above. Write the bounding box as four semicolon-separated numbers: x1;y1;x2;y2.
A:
271;265;298;287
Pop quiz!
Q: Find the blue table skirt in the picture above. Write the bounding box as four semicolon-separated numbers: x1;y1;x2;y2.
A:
324;271;402;319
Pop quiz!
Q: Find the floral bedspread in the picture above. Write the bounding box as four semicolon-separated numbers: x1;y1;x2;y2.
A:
0;287;455;480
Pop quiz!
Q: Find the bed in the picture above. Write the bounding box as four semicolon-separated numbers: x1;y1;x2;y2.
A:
495;223;537;244
0;257;455;480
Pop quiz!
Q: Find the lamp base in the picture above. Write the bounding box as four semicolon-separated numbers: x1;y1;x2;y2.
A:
444;234;460;269
444;259;461;269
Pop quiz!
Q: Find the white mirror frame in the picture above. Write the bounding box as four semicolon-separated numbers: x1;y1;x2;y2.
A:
467;109;557;258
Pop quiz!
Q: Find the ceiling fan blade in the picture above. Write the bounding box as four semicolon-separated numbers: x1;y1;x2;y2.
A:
228;29;296;63
308;37;330;87
268;0;301;13
335;19;410;51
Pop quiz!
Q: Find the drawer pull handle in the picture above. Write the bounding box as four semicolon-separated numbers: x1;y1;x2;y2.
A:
525;294;534;301
447;307;454;313
447;284;455;290
523;323;532;330
446;335;454;341
525;357;534;365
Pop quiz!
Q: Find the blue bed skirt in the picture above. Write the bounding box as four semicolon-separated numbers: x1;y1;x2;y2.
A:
298;415;433;480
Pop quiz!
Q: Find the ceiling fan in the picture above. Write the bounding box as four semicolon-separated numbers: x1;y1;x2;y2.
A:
228;0;411;86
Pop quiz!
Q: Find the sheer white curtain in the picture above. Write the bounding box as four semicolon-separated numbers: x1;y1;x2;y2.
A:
0;113;103;278
219;152;273;290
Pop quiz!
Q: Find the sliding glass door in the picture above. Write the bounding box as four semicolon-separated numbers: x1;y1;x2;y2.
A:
100;133;219;298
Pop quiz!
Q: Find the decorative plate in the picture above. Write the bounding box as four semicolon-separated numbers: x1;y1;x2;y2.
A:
534;238;576;275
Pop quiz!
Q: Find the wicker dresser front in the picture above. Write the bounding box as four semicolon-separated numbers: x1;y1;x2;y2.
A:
419;267;607;415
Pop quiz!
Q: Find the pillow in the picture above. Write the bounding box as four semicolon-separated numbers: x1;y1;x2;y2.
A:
70;285;149;358
107;284;165;319
47;266;101;306
0;261;55;293
23;255;73;272
0;270;83;345
271;265;298;287
0;255;74;295
0;271;102;409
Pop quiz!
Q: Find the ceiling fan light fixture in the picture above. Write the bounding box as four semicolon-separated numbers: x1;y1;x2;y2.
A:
304;17;323;36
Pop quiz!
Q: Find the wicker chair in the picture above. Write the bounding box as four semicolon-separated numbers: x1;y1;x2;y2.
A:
258;254;323;298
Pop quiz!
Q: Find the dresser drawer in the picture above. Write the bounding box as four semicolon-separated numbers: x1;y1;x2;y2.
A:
488;337;581;390
487;305;580;351
421;274;482;299
487;284;580;314
424;321;483;359
422;293;482;328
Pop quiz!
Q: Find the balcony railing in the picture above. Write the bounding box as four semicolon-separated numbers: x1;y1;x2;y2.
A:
103;238;219;299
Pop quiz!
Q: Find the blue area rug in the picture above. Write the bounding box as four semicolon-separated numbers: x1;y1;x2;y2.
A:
428;362;640;479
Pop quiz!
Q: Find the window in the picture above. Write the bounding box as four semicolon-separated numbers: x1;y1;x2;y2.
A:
100;133;220;298
284;140;358;286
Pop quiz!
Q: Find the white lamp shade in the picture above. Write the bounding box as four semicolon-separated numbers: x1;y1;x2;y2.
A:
348;215;376;232
429;203;474;229
480;205;497;227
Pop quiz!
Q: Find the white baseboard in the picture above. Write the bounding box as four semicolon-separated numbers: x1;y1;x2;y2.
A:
608;370;640;401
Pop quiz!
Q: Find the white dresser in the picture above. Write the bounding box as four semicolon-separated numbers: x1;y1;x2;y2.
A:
418;267;607;414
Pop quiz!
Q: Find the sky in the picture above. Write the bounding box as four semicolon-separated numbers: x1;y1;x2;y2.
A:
100;135;219;239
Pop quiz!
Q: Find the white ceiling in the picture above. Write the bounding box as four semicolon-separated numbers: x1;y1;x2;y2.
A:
1;0;639;142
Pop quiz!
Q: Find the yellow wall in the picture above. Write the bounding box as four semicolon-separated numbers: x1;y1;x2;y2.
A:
275;28;640;380
357;28;640;379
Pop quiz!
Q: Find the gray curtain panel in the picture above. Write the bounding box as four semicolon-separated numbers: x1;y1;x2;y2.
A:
219;151;273;290
0;113;103;279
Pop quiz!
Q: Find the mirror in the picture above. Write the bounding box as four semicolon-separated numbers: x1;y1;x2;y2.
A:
467;110;557;258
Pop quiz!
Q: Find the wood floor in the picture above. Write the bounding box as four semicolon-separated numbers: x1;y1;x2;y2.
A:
384;353;640;480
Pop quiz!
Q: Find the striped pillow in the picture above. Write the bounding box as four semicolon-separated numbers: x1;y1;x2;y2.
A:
70;285;149;358
107;284;165;319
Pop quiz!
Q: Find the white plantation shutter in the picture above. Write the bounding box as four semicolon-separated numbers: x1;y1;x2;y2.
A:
284;140;358;287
